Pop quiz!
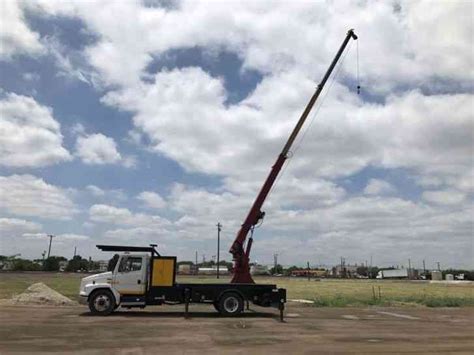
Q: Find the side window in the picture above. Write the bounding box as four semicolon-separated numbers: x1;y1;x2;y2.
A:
118;257;142;273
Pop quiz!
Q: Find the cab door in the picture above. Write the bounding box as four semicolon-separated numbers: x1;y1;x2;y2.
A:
113;255;146;295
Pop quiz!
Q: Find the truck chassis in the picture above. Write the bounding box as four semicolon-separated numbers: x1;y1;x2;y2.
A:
80;245;286;321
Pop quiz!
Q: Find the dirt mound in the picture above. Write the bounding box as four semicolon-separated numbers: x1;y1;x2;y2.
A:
10;283;77;306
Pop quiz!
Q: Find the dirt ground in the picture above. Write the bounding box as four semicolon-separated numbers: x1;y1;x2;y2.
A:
1;304;473;354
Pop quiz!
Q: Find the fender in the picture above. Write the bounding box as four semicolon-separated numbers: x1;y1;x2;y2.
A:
217;288;246;303
83;283;121;305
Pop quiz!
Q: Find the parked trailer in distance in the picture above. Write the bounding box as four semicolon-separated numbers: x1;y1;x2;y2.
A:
377;269;407;279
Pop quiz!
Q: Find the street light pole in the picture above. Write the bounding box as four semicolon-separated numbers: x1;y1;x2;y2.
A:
47;234;55;258
217;222;222;279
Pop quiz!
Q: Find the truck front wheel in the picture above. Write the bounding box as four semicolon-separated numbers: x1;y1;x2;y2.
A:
218;292;244;316
89;290;115;316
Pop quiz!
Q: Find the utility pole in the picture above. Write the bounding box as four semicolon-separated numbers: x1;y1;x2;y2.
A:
437;262;441;271
307;261;310;281
195;251;198;275
423;259;426;275
340;257;346;278
73;246;77;258
273;253;278;275
408;258;411;279
47;234;55;258
217;222;222;279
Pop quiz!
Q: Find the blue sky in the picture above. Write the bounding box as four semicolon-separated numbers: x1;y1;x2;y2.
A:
0;1;472;269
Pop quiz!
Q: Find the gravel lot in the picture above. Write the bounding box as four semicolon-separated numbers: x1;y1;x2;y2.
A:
1;303;473;354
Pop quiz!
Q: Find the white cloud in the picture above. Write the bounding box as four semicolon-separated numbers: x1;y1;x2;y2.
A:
422;189;466;206
103;227;167;240
137;191;166;209
75;133;122;165
0;175;78;220
89;204;170;228
0;93;72;167
364;179;396;196
86;185;105;196
0;0;44;60
104;67;473;194
0;218;42;235
71;122;86;135
85;185;127;202
28;1;473;89
75;132;136;167
22;233;90;241
122;155;137;168
22;72;40;81
57;233;90;241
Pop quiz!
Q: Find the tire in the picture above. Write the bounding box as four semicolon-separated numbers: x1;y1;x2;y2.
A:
88;290;115;316
218;292;244;316
213;302;220;312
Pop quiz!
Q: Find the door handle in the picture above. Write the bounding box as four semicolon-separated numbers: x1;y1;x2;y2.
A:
137;279;141;284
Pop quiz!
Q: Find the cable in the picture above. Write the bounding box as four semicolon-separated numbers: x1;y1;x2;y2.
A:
356;39;360;94
266;39;355;200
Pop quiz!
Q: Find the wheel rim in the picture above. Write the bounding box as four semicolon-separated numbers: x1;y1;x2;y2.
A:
94;294;111;312
223;296;239;313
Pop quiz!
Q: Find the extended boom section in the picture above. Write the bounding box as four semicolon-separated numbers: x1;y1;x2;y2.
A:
230;29;358;284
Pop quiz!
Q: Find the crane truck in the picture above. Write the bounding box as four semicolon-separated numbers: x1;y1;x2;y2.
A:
78;29;358;319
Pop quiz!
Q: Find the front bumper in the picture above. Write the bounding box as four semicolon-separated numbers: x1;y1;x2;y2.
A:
78;293;88;305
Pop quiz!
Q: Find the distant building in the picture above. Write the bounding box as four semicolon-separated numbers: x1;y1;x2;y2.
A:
0;260;14;271
291;269;328;278
59;261;68;272
98;260;108;272
332;264;359;278
198;266;229;275
251;264;270;275
178;264;192;275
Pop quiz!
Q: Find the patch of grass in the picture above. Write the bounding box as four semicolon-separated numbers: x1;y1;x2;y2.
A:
0;272;82;300
1;273;473;307
309;295;474;308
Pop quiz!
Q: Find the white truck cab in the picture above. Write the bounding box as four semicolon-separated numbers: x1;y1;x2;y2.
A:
79;252;150;314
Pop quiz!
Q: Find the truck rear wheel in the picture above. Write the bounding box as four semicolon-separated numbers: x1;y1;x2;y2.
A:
218;292;244;316
89;290;115;316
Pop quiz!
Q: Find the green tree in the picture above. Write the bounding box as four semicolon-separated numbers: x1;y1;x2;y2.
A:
12;259;41;271
177;261;194;266
270;264;284;275
356;266;368;277
368;266;380;279
284;265;300;276
42;257;61;271
66;255;90;272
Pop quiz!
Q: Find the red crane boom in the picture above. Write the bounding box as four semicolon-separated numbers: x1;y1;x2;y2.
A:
229;29;358;283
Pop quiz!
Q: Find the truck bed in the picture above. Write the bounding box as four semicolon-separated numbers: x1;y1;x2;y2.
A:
141;282;286;308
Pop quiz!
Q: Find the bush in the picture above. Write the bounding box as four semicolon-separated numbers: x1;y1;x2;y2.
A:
43;257;61;271
12;259;42;271
66;255;90;272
